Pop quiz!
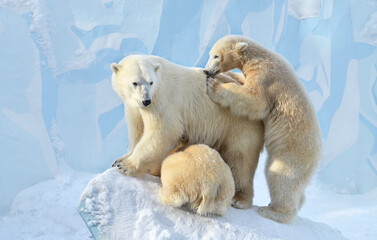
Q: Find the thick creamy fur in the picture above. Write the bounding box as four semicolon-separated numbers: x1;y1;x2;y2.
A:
111;55;264;209
204;35;322;223
159;144;235;216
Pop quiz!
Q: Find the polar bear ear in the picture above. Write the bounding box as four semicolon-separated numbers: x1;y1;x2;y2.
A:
235;42;248;52
111;63;120;73
153;63;160;72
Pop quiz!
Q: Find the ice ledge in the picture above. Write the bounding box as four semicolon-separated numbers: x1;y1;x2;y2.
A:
78;168;347;240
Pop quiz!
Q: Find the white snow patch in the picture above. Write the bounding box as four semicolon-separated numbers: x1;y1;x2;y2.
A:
74;22;99;32
2;44;58;175
288;0;321;19
297;64;315;82
1;154;375;239
0;170;95;240
62;33;137;72
0;0;31;14
79;168;346;240
356;11;377;46
301;174;377;240
0;0;57;71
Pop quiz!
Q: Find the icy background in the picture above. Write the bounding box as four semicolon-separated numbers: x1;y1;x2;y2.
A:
0;0;376;238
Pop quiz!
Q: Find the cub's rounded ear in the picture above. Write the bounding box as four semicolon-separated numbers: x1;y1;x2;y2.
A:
153;63;160;72
111;63;120;73
235;42;248;52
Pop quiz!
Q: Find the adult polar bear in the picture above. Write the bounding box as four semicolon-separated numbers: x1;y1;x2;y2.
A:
204;35;322;223
111;55;264;209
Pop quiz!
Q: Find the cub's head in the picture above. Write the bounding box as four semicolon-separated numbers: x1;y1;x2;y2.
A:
111;55;160;108
204;35;249;77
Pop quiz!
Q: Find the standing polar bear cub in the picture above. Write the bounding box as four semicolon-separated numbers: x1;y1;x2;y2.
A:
204;35;322;223
159;144;235;216
111;55;264;209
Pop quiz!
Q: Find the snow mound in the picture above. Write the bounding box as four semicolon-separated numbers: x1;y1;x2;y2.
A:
78;168;347;240
0;171;94;240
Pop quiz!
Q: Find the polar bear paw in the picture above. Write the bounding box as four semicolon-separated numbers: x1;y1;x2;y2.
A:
206;77;223;103
112;158;124;167
112;153;131;167
115;159;142;177
231;197;252;209
258;206;295;224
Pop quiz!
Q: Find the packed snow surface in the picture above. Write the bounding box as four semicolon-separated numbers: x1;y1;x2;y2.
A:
1;153;377;239
1;0;377;217
78;168;346;240
0;170;95;240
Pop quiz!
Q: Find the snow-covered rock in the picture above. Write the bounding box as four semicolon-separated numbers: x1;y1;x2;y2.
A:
78;168;347;240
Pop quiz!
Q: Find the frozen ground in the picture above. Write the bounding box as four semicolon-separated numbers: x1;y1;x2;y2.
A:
1;153;376;240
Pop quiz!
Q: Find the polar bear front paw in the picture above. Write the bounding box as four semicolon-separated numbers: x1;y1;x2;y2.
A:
112;157;124;167
112;152;132;167
116;159;143;176
206;77;223;103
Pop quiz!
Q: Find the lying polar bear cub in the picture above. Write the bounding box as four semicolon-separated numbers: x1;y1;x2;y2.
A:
159;144;235;216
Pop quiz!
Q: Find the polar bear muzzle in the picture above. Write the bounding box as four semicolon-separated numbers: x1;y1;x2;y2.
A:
142;99;151;106
203;69;220;77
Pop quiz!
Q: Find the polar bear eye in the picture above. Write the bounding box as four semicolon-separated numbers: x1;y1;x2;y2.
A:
150;81;153;85
132;82;137;86
214;55;219;59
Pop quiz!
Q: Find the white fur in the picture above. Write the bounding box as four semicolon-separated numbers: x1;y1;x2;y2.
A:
159;144;235;216
204;35;322;223
111;55;264;208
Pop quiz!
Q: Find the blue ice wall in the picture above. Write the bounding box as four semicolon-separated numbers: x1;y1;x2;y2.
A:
0;0;376;214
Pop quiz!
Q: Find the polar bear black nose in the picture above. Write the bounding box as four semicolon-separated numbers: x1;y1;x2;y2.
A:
142;100;151;106
203;70;209;75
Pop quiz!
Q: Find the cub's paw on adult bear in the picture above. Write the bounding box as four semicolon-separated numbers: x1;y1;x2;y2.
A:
206;77;222;102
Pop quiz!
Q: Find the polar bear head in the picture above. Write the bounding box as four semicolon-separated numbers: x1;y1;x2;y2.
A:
204;35;249;77
111;55;160;108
